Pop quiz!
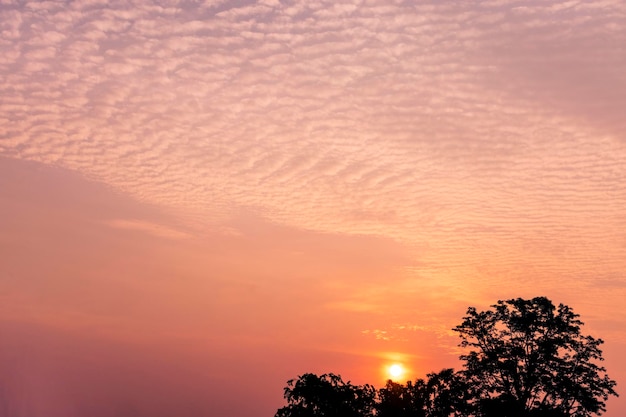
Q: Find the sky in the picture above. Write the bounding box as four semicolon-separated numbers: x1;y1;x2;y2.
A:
0;0;625;416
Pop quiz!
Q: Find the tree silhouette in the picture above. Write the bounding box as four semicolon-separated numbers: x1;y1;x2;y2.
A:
275;297;617;417
377;379;420;417
454;296;617;417
274;373;376;417
377;369;467;417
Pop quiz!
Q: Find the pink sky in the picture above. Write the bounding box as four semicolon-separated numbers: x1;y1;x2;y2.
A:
1;0;625;416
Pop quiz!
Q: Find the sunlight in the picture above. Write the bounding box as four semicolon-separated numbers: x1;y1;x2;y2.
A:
387;363;406;380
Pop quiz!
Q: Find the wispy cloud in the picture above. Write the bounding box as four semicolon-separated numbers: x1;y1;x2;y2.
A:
1;1;623;231
104;218;191;239
1;0;624;316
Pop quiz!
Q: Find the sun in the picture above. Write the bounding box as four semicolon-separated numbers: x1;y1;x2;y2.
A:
387;363;406;380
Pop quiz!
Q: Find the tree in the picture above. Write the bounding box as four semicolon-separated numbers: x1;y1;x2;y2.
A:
425;368;468;417
377;369;467;417
377;379;422;417
275;297;617;417
453;296;617;417
274;373;376;417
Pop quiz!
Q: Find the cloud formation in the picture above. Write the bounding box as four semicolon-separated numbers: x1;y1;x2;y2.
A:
1;0;624;305
1;8;622;195
105;218;191;239
1;0;625;317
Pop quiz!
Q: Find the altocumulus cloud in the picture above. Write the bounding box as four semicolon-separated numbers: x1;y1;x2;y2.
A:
1;0;625;289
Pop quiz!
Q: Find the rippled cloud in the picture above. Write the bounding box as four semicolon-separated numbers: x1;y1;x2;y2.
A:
1;0;625;330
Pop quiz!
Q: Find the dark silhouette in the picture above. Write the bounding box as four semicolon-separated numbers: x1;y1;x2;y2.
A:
274;373;376;417
275;297;617;417
377;369;467;417
377;379;417;417
454;297;617;417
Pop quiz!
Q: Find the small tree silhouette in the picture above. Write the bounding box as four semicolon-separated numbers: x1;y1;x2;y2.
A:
377;369;467;417
274;373;376;417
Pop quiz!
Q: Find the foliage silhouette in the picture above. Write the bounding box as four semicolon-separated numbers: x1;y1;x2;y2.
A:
454;296;617;417
377;369;467;417
274;373;376;417
275;297;617;417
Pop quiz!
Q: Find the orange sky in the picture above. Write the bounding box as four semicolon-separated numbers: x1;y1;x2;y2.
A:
1;1;626;416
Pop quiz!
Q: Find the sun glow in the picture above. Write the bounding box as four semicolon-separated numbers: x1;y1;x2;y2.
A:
387;363;406;380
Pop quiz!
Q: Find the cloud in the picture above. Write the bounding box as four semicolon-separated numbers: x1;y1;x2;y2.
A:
104;219;192;239
1;0;625;307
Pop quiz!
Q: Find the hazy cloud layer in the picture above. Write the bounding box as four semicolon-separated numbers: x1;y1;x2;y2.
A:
2;0;626;327
1;0;625;315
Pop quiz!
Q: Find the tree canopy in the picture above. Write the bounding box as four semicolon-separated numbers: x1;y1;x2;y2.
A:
454;296;617;417
377;369;467;417
274;373;376;417
275;297;618;417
